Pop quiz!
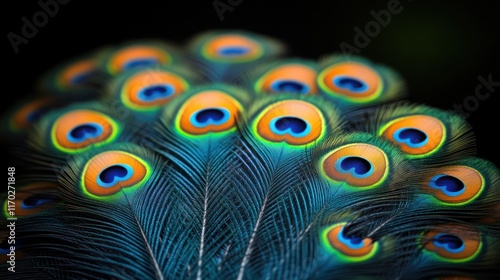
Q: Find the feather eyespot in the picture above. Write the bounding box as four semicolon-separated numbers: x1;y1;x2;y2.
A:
254;64;317;94
51;109;120;153
322;143;388;189
321;223;378;261
203;34;263;62
2;182;60;218
379;115;446;157
82;151;150;197
177;90;242;135
318;62;383;102
121;70;189;111
254;100;325;145
423;166;484;205
421;224;481;262
58;59;98;88
9;98;54;132
108;46;171;75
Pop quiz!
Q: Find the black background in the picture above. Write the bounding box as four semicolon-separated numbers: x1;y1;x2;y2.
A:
3;0;499;166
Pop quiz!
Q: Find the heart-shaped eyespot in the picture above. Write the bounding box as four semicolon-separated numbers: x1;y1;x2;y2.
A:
323;223;378;260
83;151;150;197
429;175;465;196
422;224;482;261
123;58;159;71
336;156;374;178
433;233;465;253
393;128;428;148
256;100;323;145
138;84;174;101
21;194;58;210
67;123;104;143
270;117;311;137
333;76;368;93
217;46;250;56
270;80;309;94
97;164;133;188
190;108;231;128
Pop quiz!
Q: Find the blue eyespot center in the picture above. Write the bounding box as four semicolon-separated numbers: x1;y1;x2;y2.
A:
270;80;309;94
338;227;364;249
190;108;231;128
71;70;98;85
196;109;224;123
342;231;363;244
218;46;250;56
269;117;311;137
434;233;465;253
123;58;159;71
275;117;307;133
97;164;133;188
138;84;174;101
68;123;104;143
337;156;373;178
99;165;128;183
429;175;465;196
26;107;50;123
22;194;58;209
393;128;428;148
333;76;368;93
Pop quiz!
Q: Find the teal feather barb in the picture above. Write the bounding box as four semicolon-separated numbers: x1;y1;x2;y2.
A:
0;30;498;280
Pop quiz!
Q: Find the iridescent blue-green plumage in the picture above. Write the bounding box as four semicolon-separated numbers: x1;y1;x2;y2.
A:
0;30;498;280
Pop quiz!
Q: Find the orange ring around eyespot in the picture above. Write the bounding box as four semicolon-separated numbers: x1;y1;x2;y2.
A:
327;224;376;257
178;90;242;135
322;143;388;187
423;166;483;204
380;115;445;156
11;98;54;131
319;62;382;99
52;110;117;150
59;60;97;87
83;151;148;196
109;46;169;74
255;100;324;145
256;64;318;94
422;224;481;260
203;34;263;62
6;182;60;217
122;71;188;109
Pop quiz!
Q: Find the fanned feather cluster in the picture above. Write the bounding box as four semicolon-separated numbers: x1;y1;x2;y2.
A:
1;30;498;280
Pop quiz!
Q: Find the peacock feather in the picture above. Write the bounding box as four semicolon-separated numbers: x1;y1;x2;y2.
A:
1;30;498;280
